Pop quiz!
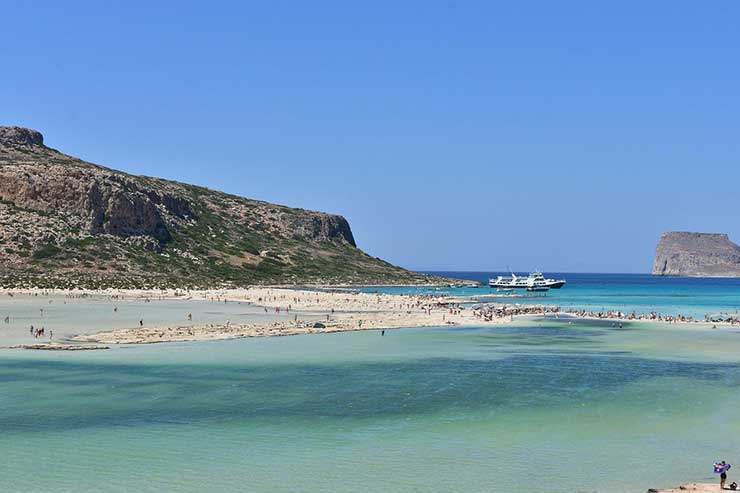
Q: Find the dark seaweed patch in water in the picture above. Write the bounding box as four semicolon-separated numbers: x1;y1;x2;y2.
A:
2;354;740;433
495;325;607;337
473;324;607;348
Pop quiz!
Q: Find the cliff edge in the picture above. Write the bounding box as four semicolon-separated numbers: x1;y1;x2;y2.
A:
652;232;740;278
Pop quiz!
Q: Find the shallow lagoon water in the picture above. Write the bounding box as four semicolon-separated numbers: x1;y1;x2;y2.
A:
3;317;740;492
0;295;300;346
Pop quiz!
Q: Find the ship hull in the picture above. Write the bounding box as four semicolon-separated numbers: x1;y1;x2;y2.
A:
488;278;566;289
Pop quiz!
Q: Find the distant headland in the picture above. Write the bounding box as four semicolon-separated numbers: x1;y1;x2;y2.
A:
0;126;457;289
652;231;740;278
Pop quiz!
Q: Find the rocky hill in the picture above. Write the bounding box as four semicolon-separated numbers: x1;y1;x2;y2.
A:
652;231;740;277
0;126;446;289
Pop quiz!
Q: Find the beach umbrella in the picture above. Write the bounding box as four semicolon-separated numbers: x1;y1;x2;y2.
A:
714;462;731;474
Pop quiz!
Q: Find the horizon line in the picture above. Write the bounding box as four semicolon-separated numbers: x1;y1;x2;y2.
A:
417;269;649;275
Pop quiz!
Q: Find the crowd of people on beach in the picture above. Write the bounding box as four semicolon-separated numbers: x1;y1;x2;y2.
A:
706;314;740;325
471;304;561;322
562;307;740;325
563;308;697;323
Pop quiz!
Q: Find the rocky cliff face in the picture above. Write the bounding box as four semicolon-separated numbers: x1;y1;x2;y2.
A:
0;126;436;288
652;232;740;277
0;127;43;146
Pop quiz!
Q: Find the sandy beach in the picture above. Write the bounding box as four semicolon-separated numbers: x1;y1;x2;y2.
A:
65;287;522;344
648;483;722;492
2;286;736;347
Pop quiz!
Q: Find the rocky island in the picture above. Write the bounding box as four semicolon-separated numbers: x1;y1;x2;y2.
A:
652;231;740;278
0;126;450;289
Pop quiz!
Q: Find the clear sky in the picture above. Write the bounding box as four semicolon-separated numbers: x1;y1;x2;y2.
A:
2;1;738;273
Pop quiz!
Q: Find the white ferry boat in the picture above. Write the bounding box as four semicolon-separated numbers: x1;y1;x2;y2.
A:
489;272;566;290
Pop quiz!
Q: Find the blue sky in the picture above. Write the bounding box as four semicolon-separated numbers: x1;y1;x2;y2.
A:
2;1;738;272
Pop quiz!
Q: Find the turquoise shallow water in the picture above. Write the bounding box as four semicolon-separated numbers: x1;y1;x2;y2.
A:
3;275;740;492
3;318;740;492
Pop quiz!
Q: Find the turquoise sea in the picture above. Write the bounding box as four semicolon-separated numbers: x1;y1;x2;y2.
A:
3;273;740;492
371;272;740;319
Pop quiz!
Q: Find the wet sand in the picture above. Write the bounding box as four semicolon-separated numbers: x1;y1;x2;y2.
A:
10;343;109;350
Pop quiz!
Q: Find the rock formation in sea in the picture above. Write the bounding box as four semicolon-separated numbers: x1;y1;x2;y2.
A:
0;126;443;288
652;231;740;277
